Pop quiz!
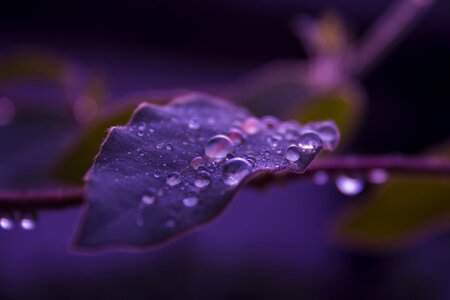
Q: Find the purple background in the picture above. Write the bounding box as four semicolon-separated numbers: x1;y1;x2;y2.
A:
1;0;450;299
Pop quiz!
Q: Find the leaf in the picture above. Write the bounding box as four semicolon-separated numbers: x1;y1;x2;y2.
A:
335;144;450;250
75;93;339;249
291;84;365;149
54;90;190;184
226;61;365;146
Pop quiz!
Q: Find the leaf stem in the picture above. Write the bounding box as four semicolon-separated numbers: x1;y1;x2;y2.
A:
0;155;449;210
349;0;435;77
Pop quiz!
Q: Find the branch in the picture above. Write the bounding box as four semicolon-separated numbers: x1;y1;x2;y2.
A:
0;155;449;210
349;0;436;77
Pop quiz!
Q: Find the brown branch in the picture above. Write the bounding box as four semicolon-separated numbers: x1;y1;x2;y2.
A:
0;155;449;210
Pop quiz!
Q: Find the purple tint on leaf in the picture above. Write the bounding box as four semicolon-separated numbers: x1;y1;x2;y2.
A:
75;93;339;249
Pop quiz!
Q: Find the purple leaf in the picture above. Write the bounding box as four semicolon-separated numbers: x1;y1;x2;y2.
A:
75;93;339;250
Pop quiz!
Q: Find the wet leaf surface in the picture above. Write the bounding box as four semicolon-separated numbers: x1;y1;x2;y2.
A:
76;93;338;249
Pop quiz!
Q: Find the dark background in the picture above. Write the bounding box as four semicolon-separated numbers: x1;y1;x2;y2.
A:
0;0;449;299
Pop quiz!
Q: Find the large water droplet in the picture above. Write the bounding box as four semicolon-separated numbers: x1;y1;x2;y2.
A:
137;122;146;136
183;196;199;207
285;145;301;162
188;117;200;129
298;132;322;153
335;175;365;196
0;216;14;230
205;134;234;159
223;157;252;186
242;117;262;135
315;122;339;151
166;172;181;186
194;171;211;188
368;169;389;184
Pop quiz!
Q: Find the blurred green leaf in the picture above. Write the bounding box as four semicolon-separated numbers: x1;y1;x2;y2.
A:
54;103;136;184
54;90;188;183
336;146;450;250
292;84;365;148
0;51;78;88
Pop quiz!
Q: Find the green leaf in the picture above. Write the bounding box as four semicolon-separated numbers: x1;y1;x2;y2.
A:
336;176;450;250
0;51;78;88
336;144;450;251
53;90;189;183
292;84;365;149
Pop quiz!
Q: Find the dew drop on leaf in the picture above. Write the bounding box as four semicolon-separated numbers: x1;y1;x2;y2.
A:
188;117;200;130
223;157;252;186
227;128;245;145
194;171;211;188
141;193;156;205
205;134;234;159
242;117;262;135
191;156;205;170
166;172;181;186
285;145;302;162
298;132;323;153
182;197;199;207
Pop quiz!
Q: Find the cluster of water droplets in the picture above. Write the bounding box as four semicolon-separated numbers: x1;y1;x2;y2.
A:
129;106;342;228
311;168;390;196
0;211;36;231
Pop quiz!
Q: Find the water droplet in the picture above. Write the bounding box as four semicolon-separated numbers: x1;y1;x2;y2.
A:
141;193;156;205
267;135;282;148
183;196;199;207
242;117;262;135
0;216;13;230
223;157;252;186
156;143;164;150
137;122;146;136
368;169;389;184
285;145;301;162
298;132;322;153
335;175;365;196
194;171;211;188
261;115;279;129
191;156;205;170
154;171;162;178
313;171;329;185
188;118;200;129
20;218;35;230
205;134;234;159
166;144;173;151
315;122;340;151
228;128;245;145
166;172;181;186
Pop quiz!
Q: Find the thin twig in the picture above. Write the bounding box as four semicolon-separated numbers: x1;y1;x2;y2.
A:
349;0;436;77
0;155;449;210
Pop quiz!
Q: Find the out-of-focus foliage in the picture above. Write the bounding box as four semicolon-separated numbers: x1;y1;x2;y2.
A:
336;144;450;250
